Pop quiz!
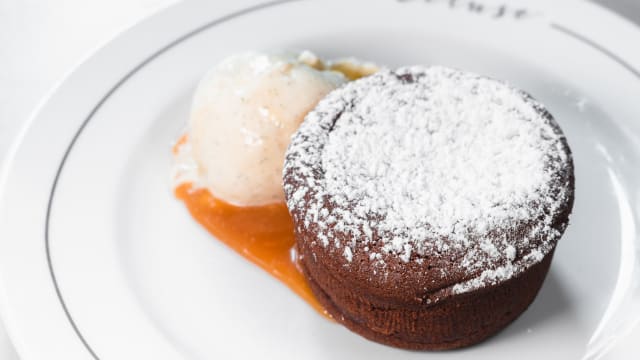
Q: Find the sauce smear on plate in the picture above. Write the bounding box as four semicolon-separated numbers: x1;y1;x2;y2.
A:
175;183;329;318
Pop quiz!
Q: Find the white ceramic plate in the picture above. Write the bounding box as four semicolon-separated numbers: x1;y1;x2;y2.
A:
2;0;640;359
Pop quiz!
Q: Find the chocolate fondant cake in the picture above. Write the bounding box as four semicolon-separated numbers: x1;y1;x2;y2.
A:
283;66;574;350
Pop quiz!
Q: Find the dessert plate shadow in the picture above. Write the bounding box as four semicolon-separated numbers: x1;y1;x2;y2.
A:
1;0;639;359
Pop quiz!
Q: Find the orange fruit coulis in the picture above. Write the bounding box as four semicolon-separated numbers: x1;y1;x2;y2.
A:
173;137;328;318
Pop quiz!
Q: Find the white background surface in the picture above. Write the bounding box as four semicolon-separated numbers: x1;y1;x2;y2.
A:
0;0;638;359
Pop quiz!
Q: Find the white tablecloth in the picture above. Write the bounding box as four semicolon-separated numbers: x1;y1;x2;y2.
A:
0;0;638;358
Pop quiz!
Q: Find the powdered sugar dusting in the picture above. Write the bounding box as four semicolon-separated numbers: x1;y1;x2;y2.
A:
284;66;573;294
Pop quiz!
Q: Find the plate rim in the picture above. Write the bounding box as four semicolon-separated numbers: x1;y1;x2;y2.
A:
1;0;640;359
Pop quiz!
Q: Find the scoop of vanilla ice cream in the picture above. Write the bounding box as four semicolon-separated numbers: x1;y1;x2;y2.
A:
189;52;346;206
